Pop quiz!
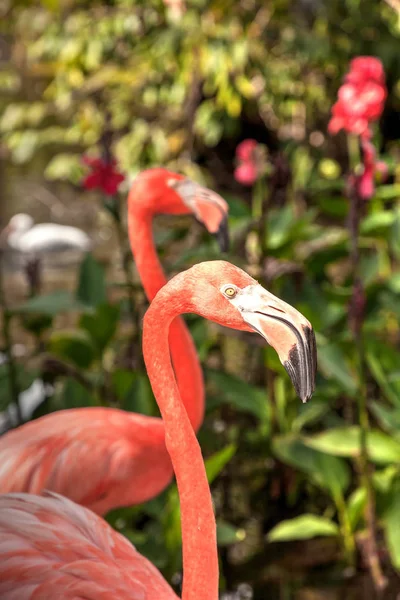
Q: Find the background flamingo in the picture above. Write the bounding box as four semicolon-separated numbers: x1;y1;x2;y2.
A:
0;169;229;514
3;213;92;254
0;260;317;600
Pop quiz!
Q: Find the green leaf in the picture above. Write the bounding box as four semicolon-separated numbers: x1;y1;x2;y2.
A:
49;329;96;369
292;401;330;433
13;291;83;316
304;427;400;465
375;184;400;200
80;303;120;356
206;369;267;421
317;338;358;395
367;350;400;408
205;444;236;485
346;487;366;531
272;435;350;495
58;377;96;409
267;205;294;250
119;372;157;417
217;520;246;546
0;364;38;411
267;515;339;542
383;483;400;569
370;401;400;434
360;211;396;235
76;254;106;308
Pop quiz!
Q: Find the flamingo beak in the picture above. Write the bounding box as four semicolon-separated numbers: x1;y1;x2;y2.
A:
230;285;317;402
213;216;229;253
168;177;230;252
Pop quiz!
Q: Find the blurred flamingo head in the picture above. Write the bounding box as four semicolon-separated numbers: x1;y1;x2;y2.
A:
129;168;229;251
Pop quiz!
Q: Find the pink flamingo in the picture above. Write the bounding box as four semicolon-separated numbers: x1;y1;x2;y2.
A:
0;169;228;514
0;260;317;600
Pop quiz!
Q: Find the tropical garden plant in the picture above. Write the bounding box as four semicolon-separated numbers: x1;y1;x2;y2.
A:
1;0;400;597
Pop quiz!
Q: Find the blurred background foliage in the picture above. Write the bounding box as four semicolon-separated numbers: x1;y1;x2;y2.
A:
1;0;400;598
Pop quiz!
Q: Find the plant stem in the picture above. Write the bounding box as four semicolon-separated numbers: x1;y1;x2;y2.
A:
254;176;277;432
0;251;22;425
348;170;387;591
335;491;356;567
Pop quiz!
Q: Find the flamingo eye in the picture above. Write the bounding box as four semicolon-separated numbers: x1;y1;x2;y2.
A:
222;285;237;299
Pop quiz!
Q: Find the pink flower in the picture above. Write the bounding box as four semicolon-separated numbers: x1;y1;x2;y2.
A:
328;57;387;138
234;162;258;186
234;139;262;186
236;139;258;162
82;156;125;196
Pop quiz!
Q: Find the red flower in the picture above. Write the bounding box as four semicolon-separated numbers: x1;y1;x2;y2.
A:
347;57;385;86
82;156;125;196
234;139;262;186
328;56;386;138
354;139;388;200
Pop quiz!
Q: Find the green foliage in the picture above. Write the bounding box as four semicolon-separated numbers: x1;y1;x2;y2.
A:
2;0;400;595
268;515;339;542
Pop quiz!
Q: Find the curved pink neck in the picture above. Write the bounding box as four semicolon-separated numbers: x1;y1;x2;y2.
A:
128;208;204;431
143;287;218;600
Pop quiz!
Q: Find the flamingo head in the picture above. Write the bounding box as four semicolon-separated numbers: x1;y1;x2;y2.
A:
128;168;229;252
182;261;317;402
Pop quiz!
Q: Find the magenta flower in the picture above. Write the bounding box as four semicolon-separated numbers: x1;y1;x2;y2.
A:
82;156;125;196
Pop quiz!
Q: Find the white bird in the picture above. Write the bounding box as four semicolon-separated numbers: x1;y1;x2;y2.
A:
4;213;92;254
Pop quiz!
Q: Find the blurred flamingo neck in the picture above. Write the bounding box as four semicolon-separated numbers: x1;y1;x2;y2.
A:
143;290;218;600
127;206;204;431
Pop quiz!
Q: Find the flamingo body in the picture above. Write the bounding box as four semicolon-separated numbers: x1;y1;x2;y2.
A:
0;169;229;514
0;492;178;599
0;261;316;599
0;408;172;515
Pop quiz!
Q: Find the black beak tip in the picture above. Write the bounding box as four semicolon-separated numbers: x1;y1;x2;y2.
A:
284;326;317;403
214;216;230;253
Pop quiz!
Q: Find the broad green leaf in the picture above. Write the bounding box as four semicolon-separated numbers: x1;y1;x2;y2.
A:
360;211;396;235
367;351;400;408
317;339;357;395
13;291;83;316
0;364;38;411
268;515;339;542
375;184;400;200
272;435;350;495
49;329;96;369
304;427;400;464
292;401;330;433
370;401;400;434
76;254;106;308
58;377;96;409
221;193;251;218
120;372;157;417
383;483;400;569
205;444;236;485
346;487;366;531
80;303;120;356
217;520;246;546
112;369;136;401
206;369;268;421
267;205;294;250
